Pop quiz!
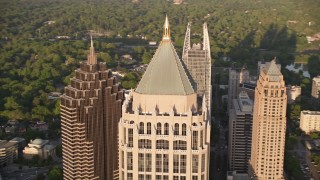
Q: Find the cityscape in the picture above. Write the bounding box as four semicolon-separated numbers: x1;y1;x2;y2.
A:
0;0;320;180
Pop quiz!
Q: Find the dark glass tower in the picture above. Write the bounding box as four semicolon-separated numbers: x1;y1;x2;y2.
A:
60;39;123;180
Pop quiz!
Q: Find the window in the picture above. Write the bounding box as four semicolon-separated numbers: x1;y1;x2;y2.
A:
156;140;169;149
138;139;152;149
173;155;179;173
200;130;203;147
138;153;144;171
139;122;144;134
163;154;169;173
139;174;144;180
192;155;198;173
147;122;151;134
146;153;152;172
180;155;186;173
157;123;162;135
123;127;126;144
127;173;133;180
128;128;133;147
127;152;133;170
121;151;124;169
192;131;198;150
173;140;187;150
174;123;179;135
182;123;186;136
201;154;205;172
164;123;169;135
156;154;162;172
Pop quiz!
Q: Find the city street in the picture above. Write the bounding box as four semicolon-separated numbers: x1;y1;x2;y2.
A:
1;167;49;180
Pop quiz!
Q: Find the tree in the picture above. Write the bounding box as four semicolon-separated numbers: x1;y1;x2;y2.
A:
48;166;63;180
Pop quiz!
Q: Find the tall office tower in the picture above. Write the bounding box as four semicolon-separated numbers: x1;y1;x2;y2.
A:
227;67;250;111
311;75;320;99
228;91;253;173
249;59;287;180
182;22;212;115
60;39;123;180
118;16;211;180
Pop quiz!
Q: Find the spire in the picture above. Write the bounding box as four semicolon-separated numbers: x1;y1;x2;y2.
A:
182;22;191;59
163;15;170;40
87;35;97;65
203;23;211;59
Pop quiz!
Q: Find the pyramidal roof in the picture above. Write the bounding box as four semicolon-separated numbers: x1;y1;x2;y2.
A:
135;16;194;95
264;58;282;81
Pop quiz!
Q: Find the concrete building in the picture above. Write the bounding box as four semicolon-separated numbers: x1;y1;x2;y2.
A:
182;22;212;114
9;137;25;158
118;16;211;180
249;59;287;180
227;67;250;111
0;140;17;168
60;37;123;179
300;110;320;134
228;91;253;173
311;76;320;99
286;85;301;104
23;138;55;160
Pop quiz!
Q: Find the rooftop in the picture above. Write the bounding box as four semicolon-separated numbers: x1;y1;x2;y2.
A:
135;16;194;96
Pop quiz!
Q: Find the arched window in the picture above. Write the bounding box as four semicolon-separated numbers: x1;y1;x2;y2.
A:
164;123;169;135
174;123;179;135
139;122;144;134
147;122;151;134
182;123;186;136
157;123;162;135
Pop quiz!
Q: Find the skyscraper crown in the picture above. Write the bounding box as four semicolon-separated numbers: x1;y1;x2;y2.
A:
135;16;194;95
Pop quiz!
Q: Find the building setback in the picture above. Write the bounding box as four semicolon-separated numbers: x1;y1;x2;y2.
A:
227;67;250;111
118;16;211;180
60;39;123;180
249;59;287;180
228;91;253;173
182;22;212;114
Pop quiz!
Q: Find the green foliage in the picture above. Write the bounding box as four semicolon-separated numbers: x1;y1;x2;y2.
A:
284;153;305;180
48;166;63;180
308;55;320;78
120;72;141;89
310;132;319;139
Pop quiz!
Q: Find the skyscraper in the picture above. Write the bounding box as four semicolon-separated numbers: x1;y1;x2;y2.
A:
227;67;250;111
182;22;212;114
249;59;287;180
118;16;211;180
60;39;123;180
228;91;253;173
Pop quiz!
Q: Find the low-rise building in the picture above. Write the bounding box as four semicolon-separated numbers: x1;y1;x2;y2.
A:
29;121;49;131
286;85;301;104
300;111;320;134
9;137;26;158
312;76;320;99
0;140;18;168
23;139;56;159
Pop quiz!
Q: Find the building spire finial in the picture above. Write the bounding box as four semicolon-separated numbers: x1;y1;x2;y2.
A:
163;15;170;40
87;35;97;65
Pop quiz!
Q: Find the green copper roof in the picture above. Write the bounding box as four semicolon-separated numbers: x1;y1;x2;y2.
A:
135;40;195;95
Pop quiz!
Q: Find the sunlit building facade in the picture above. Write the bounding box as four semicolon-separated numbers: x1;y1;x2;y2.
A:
118;16;211;180
249;59;287;180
